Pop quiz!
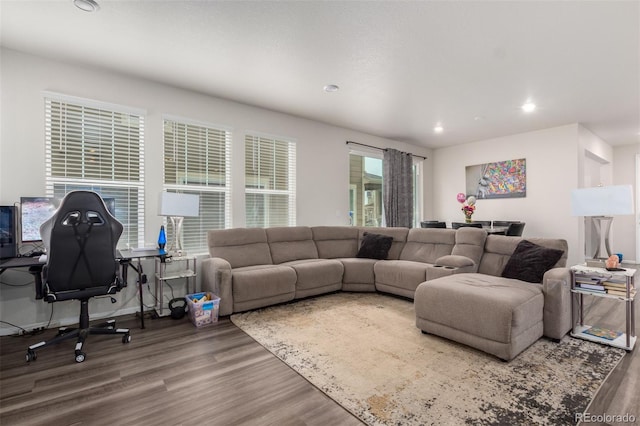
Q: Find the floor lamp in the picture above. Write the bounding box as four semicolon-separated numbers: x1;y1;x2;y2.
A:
159;192;200;255
571;185;634;266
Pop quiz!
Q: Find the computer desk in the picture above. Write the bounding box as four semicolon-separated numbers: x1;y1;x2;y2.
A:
117;248;169;329
2;250;168;330
0;256;46;298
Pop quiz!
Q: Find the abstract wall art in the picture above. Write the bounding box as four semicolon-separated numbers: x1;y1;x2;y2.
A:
465;158;526;199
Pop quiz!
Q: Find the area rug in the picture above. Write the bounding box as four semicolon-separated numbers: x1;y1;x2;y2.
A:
230;292;626;425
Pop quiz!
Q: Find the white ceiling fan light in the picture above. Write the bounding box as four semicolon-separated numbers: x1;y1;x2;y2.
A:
74;0;100;12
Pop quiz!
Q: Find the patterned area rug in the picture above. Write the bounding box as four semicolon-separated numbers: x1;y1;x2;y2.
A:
231;292;626;425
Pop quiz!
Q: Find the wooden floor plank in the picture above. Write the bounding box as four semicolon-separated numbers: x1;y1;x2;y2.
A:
1;273;637;425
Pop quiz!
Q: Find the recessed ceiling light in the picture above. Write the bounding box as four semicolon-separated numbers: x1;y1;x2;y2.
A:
521;101;536;113
323;84;339;93
74;0;100;12
434;124;444;133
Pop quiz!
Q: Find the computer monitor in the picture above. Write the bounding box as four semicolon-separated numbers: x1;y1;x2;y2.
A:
0;206;16;258
20;197;58;243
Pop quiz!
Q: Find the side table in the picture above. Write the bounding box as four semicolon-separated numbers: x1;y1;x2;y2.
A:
570;264;636;351
154;256;197;317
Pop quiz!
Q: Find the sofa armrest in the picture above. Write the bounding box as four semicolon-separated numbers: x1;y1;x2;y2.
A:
541;267;572;340
426;255;476;280
201;257;233;316
435;254;475;269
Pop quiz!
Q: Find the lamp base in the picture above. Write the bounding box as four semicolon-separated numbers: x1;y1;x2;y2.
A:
167;216;185;255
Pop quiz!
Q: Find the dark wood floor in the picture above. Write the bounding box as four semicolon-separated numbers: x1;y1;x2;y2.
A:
1;283;638;426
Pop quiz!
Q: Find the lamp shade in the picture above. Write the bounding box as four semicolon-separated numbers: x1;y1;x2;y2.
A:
159;192;199;217
571;185;634;217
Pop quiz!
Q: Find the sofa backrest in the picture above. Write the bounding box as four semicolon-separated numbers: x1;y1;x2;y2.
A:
358;227;408;260
399;228;456;263
266;226;319;264
478;235;569;277
312;226;360;258
207;228;272;268
451;227;487;269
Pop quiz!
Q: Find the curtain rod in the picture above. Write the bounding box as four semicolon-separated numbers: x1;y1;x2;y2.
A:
346;141;427;160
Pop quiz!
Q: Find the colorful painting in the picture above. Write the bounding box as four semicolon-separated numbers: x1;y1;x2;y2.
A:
465;158;526;199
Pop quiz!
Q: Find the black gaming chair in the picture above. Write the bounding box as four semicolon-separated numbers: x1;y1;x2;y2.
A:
26;191;130;363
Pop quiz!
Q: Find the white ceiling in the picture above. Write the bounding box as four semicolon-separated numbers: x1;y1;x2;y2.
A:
1;0;639;149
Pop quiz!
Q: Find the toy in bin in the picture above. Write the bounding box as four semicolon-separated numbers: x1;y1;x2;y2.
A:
186;292;220;328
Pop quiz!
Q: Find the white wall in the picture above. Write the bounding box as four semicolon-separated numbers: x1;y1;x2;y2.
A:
432;124;583;265
612;143;640;263
0;48;431;334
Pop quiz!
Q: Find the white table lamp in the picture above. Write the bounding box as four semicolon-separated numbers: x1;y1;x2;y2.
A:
159;192;200;254
571;185;634;260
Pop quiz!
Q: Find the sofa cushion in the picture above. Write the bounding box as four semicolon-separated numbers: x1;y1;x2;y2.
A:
266;226;319;264
232;264;297;303
451;227;487;269
282;259;344;290
312;226;359;258
374;260;431;293
208;228;272;268
339;258;378;285
501;240;565;283
357;232;393;259
399;228;456;263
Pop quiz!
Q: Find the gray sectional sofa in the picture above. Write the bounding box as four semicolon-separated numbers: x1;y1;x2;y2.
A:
201;225;571;360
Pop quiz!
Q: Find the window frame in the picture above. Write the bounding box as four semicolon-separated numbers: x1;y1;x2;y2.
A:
44;92;146;249
244;132;297;228
162;115;233;253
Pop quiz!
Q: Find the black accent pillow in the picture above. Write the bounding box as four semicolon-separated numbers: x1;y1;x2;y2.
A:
501;240;564;283
356;232;393;260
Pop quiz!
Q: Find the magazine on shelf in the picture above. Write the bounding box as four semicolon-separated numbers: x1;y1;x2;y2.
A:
577;283;606;291
583;326;623;341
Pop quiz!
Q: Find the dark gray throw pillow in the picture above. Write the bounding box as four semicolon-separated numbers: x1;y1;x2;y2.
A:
356;232;393;260
501;240;564;283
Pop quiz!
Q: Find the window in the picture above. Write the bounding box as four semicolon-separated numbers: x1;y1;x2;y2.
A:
349;152;422;227
245;134;296;227
45;94;145;249
349;154;383;226
163;118;232;253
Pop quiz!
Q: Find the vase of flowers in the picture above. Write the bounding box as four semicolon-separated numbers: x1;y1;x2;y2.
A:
457;193;477;223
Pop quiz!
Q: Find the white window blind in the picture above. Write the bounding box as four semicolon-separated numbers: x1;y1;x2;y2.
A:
163;118;231;253
245;134;296;227
45;95;145;249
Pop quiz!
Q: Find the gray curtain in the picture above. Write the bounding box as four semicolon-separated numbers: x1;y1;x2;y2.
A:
383;148;414;228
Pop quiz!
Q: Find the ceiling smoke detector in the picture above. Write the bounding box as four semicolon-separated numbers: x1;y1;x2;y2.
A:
74;0;100;12
323;84;340;93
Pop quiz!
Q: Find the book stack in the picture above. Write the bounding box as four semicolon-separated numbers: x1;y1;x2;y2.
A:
574;273;635;298
602;278;636;298
574;274;606;293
